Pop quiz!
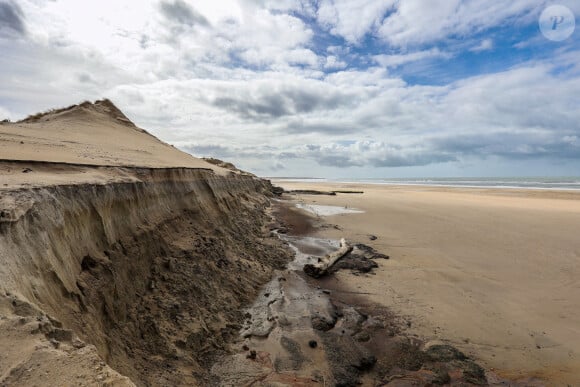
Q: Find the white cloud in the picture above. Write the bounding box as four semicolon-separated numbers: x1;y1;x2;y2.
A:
324;55;348;70
470;38;493;52
317;0;397;43
0;105;13;121
310;0;545;53
378;0;544;47
374;48;451;68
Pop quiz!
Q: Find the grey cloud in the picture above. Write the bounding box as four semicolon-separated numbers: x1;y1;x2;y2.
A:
179;143;291;160
0;1;25;36
312;151;456;168
279;151;298;159
212;87;353;121
298;142;457;168
179;129;579;171
181;144;236;158
270;161;286;172
77;73;99;85
159;0;209;27
316;155;364;168
285;120;355;134
431;131;580;161
368;153;457;167
214;95;291;119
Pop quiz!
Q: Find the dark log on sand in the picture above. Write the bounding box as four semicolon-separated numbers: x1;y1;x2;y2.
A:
287;189;337;196
304;238;353;278
286;189;364;195
332;190;364;194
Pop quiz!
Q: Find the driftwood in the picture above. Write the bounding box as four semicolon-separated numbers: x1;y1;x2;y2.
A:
332;190;364;194
304;238;353;278
287;189;336;196
287;189;364;196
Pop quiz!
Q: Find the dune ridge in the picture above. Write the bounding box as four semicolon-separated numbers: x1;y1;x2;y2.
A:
0;99;224;172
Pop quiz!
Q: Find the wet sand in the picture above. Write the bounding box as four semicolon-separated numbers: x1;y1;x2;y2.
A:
218;202;496;386
274;181;580;385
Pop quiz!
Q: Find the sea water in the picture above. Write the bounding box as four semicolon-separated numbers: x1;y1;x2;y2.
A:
274;177;580;191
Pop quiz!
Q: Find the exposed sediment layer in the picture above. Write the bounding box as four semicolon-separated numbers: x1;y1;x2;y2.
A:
0;164;292;386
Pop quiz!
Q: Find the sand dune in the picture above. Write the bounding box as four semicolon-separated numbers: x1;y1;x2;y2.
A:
0;99;225;174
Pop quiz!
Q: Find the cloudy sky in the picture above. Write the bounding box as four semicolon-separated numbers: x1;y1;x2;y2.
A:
1;0;579;177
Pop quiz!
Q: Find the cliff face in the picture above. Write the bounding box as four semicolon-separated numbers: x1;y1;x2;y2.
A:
0;165;291;386
0;101;292;386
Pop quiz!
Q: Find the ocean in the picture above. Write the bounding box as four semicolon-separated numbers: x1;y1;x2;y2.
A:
272;177;580;191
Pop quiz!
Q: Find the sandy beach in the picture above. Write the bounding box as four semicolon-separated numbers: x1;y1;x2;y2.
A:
275;180;580;385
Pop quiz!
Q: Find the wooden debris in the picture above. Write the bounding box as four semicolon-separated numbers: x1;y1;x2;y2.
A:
304;237;353;278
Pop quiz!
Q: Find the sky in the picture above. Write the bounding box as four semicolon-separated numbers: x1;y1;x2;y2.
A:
0;0;579;178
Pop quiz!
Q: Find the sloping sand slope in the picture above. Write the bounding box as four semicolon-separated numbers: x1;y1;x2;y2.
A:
0;99;225;174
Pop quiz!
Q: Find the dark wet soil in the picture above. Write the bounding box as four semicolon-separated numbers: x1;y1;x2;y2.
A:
271;200;316;236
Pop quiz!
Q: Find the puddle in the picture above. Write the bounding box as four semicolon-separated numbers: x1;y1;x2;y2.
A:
295;203;364;216
238;234;338;339
283;236;339;270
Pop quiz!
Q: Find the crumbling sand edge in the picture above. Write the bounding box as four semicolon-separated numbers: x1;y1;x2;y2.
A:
0;165;293;386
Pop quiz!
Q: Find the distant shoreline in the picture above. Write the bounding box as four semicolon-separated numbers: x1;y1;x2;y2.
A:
270;177;580;191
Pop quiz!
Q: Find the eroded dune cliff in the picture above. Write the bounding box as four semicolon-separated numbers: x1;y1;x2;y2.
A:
0;101;291;386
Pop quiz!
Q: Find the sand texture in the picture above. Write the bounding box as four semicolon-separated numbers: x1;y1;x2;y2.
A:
0;99;226;175
0;101;293;386
275;181;580;385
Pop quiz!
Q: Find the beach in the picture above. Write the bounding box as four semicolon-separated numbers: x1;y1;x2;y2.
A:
274;180;580;385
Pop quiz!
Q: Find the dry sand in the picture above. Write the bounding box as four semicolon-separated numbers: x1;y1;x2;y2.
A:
0;99;226;177
275;180;580;385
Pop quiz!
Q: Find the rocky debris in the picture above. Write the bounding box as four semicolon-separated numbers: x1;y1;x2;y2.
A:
271;185;285;196
10;297;42;317
353;243;390;259
246;350;257;360
311;314;337;331
425;344;468;362
368;234;377;240
330;253;379;274
211;351;319;386
275;336;305;371
370;337;490;386
317;243;389;275
321;332;377;387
